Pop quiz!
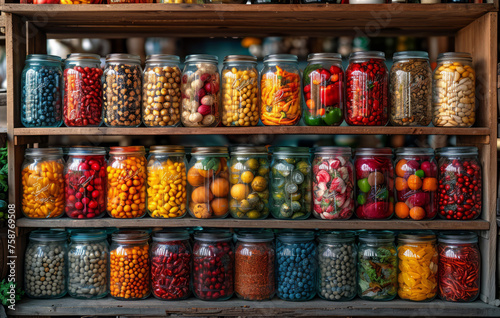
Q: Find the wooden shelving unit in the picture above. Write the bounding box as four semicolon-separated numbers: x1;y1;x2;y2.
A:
2;3;499;316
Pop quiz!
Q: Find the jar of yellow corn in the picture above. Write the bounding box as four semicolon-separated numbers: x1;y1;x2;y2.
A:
397;232;438;302
107;146;147;219
147;146;187;218
22;148;65;219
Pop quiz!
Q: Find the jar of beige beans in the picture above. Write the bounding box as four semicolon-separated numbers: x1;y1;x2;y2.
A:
432;52;475;127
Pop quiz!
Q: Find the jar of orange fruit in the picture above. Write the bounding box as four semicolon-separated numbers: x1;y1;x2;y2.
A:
394;148;438;220
187;147;229;219
107;146;147;218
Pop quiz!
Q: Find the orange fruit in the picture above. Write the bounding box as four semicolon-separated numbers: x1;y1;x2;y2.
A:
409;206;426;220
191;187;214;203
187;167;205;187
210;178;230;197
395;202;410;219
407;175;422;190
395;177;408;191
211;198;229;217
422;177;438;192
230;184;251;201
198;168;214;179
396;159;408;178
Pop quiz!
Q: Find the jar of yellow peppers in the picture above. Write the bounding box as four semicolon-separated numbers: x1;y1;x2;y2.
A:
107;146;147;219
260;54;301;126
22;148;65;218
147;146;188;218
397;232;438;302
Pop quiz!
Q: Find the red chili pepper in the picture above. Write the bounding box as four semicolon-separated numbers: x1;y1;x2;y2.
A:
320;83;340;106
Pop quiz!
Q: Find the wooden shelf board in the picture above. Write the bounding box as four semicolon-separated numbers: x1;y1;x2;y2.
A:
9;297;500;317
15;217;490;230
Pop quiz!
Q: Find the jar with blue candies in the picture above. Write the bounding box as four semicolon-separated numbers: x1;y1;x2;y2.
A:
276;230;317;301
21;54;63;127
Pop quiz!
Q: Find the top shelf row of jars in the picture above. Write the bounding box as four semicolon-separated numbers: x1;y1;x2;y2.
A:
21;51;475;129
18;0;474;4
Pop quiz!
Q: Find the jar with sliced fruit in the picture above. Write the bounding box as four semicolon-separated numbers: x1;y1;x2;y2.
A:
187;147;229;219
229;146;270;219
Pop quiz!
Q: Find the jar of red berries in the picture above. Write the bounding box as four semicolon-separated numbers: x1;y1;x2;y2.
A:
345;51;388;126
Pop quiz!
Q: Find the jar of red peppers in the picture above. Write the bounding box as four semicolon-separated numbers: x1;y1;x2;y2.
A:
192;230;234;301
345;51;388;126
260;54;301;126
151;229;191;300
394;148;438;220
312;147;354;220
303;53;344;126
438;232;480;302
65;147;107;219
354;148;394;219
234;231;275;301
437;147;481;220
63;53;103;127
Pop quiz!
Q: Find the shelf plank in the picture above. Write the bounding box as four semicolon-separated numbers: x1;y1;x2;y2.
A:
9;297;500;317
15;217;490;230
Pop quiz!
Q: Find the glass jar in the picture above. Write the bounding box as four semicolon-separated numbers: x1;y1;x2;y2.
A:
181;54;220;127
61;0;103;3
103;54;142;127
270;147;312;220
397;232;438;302
354;148;394;220
438;232;480;302
63;53;103;127
142;54;182;127
192;230;234;301
21;148;65;218
221;55;259;127
235;231;275;301
389;51;432;126
67;229;109;299
345;51;388;126
276;231;317;301
357;231;397;301
229;146;269;219
64;147;107;219
252;0;290;3
432;52;475;127
312;147;354;220
437;147;481;220
108;0;153;3
394;148;437;220
260;54;301;126
302;53;344;126
107;146;147;218
317;231;357;301
21;54;63;128
147;146;187;218
109;230;151;300
24;230;67;299
187;147;229;219
151;229;191;300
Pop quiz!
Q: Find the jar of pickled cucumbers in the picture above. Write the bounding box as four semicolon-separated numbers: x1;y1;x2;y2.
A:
147;146;187;218
221;55;259;127
229;146;269;219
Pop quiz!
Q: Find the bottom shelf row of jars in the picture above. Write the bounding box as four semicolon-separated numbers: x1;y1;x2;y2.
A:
24;228;480;303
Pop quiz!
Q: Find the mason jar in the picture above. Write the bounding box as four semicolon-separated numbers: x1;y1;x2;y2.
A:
21;54;63;127
229;146;269;219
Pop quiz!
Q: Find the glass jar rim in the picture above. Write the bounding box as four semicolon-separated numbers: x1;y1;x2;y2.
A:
67;146;106;156
437;52;472;62
230;146;268;155
150;145;185;154
318;231;356;243
398;231;436;244
395;147;434;156
109;146;145;155
66;53;101;62
436;146;478;156
223;55;257;63
438;231;478;244
271;146;310;155
307;53;342;63
25;147;64;157
70;229;107;242
359;230;395;243
349;51;386;61
30;229;68;242
314;146;352;156
235;230;274;243
355;148;392;156
145;54;181;64
25;54;62;63
264;54;298;63
194;230;232;242
153;229;190;242
191;147;228;155
393;51;429;61
185;54;218;64
106;53;141;64
112;230;149;243
278;230;315;242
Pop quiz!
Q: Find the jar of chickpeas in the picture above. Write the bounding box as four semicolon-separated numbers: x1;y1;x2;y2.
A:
221;55;259;127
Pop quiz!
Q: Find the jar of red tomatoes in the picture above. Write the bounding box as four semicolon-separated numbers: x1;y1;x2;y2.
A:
192;230;234;301
151;229;191;300
394;148;438;220
437;147;481;220
63;53;103;127
345;51;388;126
302;53;344;126
312;147;354;220
65;147;107;219
438;232;480;302
354;148;394;219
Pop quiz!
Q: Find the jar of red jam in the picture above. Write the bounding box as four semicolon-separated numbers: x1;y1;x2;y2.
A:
151;229;191;300
63;53;103;127
192;230;234;301
437;147;481;220
354;148;394;219
64;147;107;219
345;51;388;126
394;148;438;220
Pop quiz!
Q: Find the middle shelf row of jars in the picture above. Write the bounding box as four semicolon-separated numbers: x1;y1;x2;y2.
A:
21;145;482;221
20;51;476;128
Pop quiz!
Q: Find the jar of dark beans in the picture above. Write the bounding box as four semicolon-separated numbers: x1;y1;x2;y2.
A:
103;54;142;127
